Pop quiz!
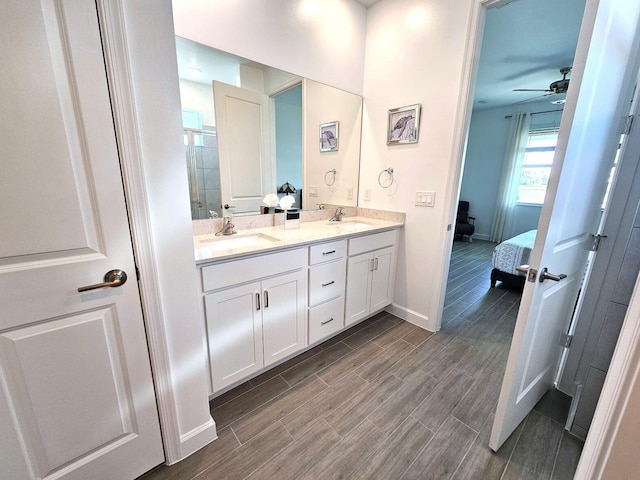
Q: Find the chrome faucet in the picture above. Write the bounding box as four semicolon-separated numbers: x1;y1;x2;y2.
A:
215;216;236;236
329;207;346;222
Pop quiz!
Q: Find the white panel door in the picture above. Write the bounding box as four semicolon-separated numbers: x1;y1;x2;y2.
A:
490;0;640;451
205;282;264;392
262;270;306;366
0;1;163;479
345;253;373;326
213;81;273;215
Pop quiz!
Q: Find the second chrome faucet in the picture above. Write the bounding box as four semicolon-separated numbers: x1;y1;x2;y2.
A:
329;207;346;222
215;216;236;236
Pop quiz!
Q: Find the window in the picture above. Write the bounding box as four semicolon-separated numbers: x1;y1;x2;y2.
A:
517;130;559;205
182;109;203;146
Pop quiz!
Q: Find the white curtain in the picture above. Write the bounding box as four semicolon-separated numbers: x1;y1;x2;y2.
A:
490;112;531;243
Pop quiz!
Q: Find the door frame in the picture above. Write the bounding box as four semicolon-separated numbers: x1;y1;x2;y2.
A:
438;0;640;474
432;0;505;333
95;0;217;465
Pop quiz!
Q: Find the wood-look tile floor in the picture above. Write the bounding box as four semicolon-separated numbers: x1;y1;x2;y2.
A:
141;239;583;480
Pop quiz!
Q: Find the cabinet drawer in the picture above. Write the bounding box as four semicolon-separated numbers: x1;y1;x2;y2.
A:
309;239;347;265
309;258;346;307
309;296;345;344
201;247;307;292
348;230;397;256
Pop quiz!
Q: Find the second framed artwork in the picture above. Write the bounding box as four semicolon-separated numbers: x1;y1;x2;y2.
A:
387;104;421;145
320;121;339;152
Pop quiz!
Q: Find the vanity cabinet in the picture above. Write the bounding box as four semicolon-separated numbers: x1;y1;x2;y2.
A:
308;240;347;344
345;231;397;326
202;248;306;392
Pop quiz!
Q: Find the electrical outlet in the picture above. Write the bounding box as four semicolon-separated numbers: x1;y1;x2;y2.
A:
309;185;319;197
364;188;371;201
347;187;353;200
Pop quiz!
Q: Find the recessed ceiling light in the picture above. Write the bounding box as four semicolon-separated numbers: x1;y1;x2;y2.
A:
189;67;202;77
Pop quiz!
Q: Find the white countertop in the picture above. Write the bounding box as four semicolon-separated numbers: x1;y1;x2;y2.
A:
193;216;404;264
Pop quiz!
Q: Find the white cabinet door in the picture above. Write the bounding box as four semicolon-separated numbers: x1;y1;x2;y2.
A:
205;282;264;391
262;270;306;366
345;253;373;326
371;246;395;312
0;2;163;478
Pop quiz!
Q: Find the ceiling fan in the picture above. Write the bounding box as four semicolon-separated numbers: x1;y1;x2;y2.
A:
512;67;571;105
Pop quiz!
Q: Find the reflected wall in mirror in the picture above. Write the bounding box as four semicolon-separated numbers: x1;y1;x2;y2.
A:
175;37;363;219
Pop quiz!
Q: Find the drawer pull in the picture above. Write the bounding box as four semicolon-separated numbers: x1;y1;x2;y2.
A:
321;317;334;325
321;280;335;287
264;290;269;308
374;258;379;270
322;250;336;256
256;292;261;311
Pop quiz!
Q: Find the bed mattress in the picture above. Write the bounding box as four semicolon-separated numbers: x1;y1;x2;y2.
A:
492;230;537;276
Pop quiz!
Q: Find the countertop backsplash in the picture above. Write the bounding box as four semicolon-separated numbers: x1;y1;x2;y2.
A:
192;207;404;236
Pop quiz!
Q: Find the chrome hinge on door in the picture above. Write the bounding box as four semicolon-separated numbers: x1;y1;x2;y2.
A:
590;234;608;252
623;115;635;135
560;333;573;348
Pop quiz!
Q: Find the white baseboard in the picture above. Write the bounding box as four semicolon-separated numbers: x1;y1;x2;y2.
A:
171;418;218;465
386;303;436;331
473;233;490;241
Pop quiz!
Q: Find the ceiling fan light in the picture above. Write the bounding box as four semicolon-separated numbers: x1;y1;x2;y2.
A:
550;98;566;105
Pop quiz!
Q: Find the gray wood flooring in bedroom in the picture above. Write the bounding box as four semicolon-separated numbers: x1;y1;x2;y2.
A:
141;239;583;480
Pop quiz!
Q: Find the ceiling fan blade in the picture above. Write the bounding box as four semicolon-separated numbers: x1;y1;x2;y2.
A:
511;93;552;106
512;88;552;92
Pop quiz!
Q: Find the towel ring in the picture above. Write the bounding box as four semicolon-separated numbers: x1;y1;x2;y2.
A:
324;169;337;186
378;167;394;188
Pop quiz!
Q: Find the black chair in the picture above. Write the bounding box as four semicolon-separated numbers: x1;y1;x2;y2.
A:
455;200;475;241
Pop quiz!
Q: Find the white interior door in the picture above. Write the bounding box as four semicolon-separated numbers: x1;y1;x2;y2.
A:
490;0;640;451
0;1;163;478
213;81;273;215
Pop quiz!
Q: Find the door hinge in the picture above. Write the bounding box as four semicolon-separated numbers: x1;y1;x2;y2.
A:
560;333;573;348
590;234;608;252
623;115;635;135
447;224;452;231
135;265;140;281
527;268;538;283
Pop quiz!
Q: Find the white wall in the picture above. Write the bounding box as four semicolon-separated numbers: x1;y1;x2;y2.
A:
460;101;563;240
303;79;362;208
172;0;367;95
179;79;215;126
120;0;216;461
359;0;476;330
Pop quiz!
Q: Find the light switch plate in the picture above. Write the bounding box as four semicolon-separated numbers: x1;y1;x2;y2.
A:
347;187;353;200
309;186;319;197
415;191;435;207
364;188;371;201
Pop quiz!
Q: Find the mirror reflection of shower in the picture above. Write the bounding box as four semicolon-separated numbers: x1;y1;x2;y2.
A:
183;128;221;220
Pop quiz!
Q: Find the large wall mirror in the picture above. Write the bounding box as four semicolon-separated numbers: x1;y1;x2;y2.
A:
175;37;363;219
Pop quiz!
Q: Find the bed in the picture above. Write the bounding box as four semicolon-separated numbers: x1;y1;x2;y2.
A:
490;229;537;288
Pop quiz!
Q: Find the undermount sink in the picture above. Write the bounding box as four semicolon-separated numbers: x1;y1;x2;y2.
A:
199;233;280;251
327;219;374;228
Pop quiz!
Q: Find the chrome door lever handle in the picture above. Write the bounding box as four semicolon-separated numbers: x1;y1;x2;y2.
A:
539;267;567;283
78;269;127;292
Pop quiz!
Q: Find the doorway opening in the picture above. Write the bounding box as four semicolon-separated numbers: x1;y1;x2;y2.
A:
442;0;588;470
